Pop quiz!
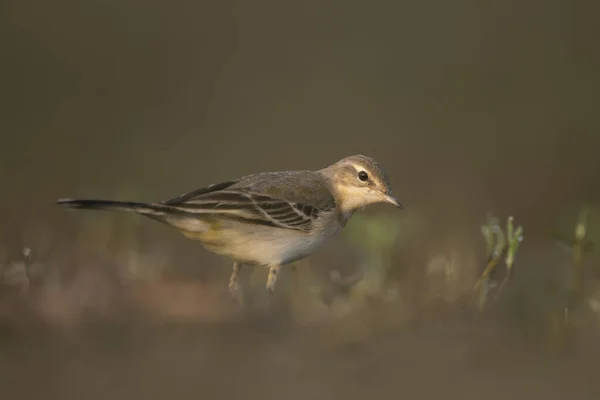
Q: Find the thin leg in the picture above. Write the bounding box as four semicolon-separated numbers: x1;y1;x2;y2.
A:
229;262;242;295
266;264;281;294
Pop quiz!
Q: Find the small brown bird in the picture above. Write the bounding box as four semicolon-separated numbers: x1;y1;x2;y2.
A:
57;155;402;296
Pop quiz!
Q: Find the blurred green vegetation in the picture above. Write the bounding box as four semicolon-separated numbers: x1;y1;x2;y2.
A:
342;213;402;301
475;214;524;311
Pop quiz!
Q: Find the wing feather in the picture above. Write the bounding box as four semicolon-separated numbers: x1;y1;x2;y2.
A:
160;172;335;232
163;181;238;205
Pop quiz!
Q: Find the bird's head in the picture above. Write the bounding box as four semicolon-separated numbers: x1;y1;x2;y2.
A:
320;155;403;213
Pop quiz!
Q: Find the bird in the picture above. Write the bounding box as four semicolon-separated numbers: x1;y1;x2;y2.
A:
56;155;403;297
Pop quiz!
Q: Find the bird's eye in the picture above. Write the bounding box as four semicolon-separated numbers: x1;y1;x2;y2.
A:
358;171;369;182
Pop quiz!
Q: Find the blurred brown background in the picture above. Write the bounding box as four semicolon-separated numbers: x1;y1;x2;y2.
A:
1;1;600;399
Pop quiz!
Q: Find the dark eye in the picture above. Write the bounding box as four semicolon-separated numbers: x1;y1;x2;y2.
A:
358;171;369;182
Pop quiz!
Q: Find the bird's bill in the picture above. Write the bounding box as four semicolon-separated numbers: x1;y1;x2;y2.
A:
382;192;403;209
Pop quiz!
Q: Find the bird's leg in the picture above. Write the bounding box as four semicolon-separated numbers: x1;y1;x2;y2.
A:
266;264;281;294
228;262;242;295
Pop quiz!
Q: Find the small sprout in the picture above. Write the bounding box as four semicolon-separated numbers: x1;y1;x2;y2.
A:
481;215;502;259
481;219;495;257
550;206;595;254
492;224;506;261
494;218;524;300
505;218;524;271
2;247;34;296
22;247;32;261
475;214;524;311
575;208;588;243
571;206;590;305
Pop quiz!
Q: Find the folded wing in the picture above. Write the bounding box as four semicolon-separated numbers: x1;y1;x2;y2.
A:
161;174;335;232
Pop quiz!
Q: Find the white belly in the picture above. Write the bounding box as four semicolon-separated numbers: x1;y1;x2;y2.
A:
197;218;343;266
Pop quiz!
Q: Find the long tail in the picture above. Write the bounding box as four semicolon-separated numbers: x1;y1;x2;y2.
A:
56;198;170;219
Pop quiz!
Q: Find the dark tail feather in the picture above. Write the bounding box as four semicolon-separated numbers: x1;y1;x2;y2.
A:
56;198;168;218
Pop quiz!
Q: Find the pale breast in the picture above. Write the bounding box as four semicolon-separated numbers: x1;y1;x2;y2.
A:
195;210;343;266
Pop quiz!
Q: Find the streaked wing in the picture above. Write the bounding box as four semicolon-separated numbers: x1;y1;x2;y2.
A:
161;186;328;232
160;171;336;231
162;180;238;205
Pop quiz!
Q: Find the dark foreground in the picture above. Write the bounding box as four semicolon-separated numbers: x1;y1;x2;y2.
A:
1;280;600;400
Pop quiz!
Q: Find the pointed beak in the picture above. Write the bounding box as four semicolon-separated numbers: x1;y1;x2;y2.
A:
382;192;403;209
